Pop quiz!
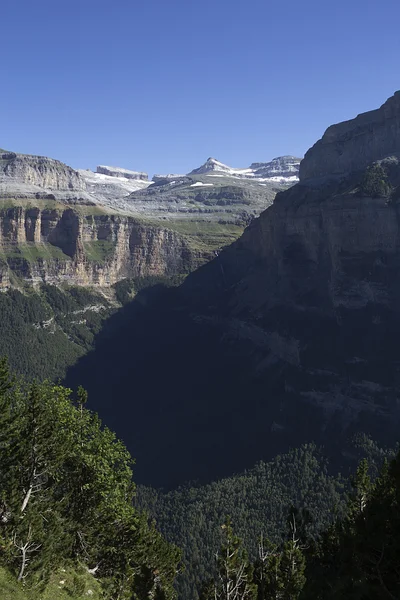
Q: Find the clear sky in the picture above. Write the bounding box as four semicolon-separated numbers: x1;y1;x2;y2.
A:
1;0;399;177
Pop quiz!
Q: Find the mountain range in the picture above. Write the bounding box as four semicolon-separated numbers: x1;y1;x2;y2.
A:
0;151;299;290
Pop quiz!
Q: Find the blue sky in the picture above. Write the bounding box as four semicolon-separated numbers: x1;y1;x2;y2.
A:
1;0;399;176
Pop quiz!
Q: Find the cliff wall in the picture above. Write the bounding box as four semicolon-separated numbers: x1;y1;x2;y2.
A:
0;206;203;288
177;92;400;447
0;152;86;191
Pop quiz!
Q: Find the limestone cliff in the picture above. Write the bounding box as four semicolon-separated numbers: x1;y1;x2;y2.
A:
165;91;400;473
0;152;86;191
0;205;204;289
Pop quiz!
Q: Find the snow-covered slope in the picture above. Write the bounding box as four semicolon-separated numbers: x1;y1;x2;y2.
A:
152;173;185;183
0;147;300;221
96;165;148;181
189;156;301;183
249;156;301;181
78;168;151;203
189;157;246;176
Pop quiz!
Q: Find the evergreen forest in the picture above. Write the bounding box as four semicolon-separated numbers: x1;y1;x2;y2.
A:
1;355;400;599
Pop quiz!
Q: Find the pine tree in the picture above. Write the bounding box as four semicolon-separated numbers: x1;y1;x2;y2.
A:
253;509;306;600
0;360;181;598
253;534;283;600
204;518;256;600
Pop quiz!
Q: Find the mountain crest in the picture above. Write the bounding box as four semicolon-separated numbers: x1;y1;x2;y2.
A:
189;157;232;175
189;156;301;182
300;91;400;181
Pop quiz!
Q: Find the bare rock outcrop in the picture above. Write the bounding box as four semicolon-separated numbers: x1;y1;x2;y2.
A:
0;152;86;191
96;165;148;181
299;91;400;181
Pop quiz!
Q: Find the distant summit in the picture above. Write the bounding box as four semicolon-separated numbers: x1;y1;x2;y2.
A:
96;165;148;181
189;157;235;175
249;156;301;180
189;155;301;183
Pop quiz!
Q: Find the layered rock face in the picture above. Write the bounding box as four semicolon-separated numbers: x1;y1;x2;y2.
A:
300;91;400;180
249;156;300;179
0;206;203;288
0;152;86;191
96;165;148;181
125;173;286;226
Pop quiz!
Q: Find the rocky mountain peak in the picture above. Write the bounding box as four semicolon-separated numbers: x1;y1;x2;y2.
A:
189;158;232;175
300;91;400;181
188;156;300;182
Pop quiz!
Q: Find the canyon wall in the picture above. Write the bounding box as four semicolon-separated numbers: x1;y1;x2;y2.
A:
65;92;400;485
0;206;204;288
179;93;400;441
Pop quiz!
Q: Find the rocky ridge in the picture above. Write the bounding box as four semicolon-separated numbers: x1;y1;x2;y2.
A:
188;155;300;182
78;168;151;204
0;151;87;194
125;173;281;222
124;157;299;226
96;165;148;180
300;91;400;181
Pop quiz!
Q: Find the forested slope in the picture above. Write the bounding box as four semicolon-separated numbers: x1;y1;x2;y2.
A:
0;284;112;381
138;436;394;600
0;359;180;599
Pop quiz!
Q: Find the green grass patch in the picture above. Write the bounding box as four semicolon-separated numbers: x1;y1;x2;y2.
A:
0;565;103;600
0;198;65;212
0;243;71;262
133;215;244;251
83;240;116;263
73;204;117;216
160;219;244;251
0;199;120;216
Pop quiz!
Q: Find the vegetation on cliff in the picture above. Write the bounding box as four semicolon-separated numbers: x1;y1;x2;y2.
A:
358;163;394;198
0;284;113;381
